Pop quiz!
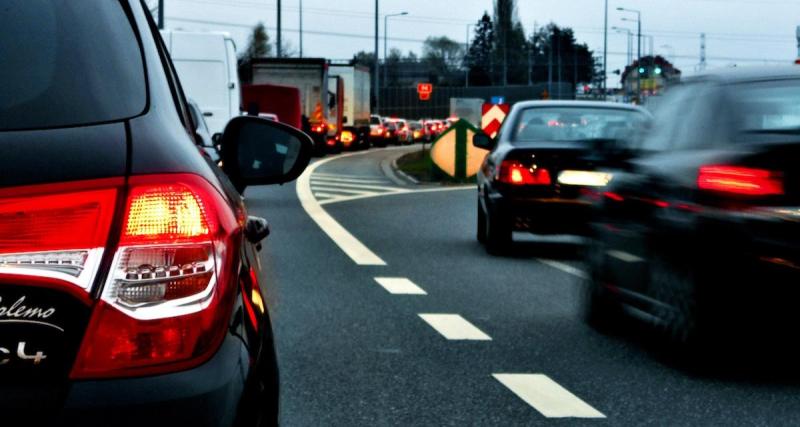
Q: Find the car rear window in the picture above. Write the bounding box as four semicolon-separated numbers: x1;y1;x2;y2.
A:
512;107;649;144
0;0;146;131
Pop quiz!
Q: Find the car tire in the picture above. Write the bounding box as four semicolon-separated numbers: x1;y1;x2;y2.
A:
583;241;622;333
648;253;712;356
484;204;511;255
477;198;487;244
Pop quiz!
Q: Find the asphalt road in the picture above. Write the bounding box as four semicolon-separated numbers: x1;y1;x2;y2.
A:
245;146;800;426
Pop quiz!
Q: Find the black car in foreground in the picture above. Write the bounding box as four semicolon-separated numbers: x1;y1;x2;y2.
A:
0;1;313;425
584;67;800;352
473;101;651;254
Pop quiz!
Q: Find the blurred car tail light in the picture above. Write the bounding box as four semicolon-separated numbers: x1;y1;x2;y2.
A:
340;130;354;145
698;165;784;196
311;124;326;133
370;126;384;136
71;174;240;379
498;161;552;185
0;179;120;294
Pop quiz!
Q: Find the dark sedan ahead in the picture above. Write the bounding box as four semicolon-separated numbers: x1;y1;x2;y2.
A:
0;1;313;425
584;67;800;353
473;101;651;255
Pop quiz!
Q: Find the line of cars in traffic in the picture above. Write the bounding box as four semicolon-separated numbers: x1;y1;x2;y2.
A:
472;65;800;361
368;115;452;148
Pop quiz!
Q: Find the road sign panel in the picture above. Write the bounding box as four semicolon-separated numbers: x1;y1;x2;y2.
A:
429;119;489;179
417;83;433;94
490;96;505;105
481;103;510;139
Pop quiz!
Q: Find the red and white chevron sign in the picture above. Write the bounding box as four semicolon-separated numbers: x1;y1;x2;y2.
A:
481;103;510;138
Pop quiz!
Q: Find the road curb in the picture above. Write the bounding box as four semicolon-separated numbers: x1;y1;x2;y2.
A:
381;147;421;186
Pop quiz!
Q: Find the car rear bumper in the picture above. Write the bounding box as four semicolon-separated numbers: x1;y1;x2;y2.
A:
56;335;250;427
489;193;591;235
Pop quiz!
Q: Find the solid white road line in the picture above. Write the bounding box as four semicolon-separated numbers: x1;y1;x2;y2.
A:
418;314;492;341
606;250;644;263
374;277;427;295
538;259;588;279
493;374;606;419
296;153;387;266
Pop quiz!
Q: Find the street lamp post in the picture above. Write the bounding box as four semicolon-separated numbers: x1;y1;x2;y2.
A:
299;0;303;58
612;27;633;64
277;0;282;58
383;12;408;94
618;7;641;102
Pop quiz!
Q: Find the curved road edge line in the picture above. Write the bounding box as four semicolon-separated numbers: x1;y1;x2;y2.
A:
296;151;388;266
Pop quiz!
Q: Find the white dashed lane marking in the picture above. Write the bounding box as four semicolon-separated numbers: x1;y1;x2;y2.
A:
493;374;606;419
374;277;427;295
418;314;492;341
537;259;587;279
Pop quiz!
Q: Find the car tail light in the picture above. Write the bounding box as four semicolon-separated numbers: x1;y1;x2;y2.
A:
697;166;784;196
0;179;120;294
498;161;552;185
71;174;240;379
311;124;326;133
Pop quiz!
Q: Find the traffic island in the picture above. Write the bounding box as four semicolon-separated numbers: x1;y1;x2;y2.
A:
395;119;489;185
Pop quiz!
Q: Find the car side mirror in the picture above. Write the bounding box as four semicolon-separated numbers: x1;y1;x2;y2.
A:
473;133;495;150
219;116;313;190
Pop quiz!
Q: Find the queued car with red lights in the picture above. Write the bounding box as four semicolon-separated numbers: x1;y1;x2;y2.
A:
473;101;651;255
0;1;314;425
583;67;800;352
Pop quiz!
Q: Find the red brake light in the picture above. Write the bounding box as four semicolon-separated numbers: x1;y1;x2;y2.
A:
71;174;240;379
0;179;120;293
698;166;784;196
498;161;552;185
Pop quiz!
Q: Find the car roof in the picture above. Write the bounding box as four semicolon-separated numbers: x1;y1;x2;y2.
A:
512;100;647;112
685;65;800;85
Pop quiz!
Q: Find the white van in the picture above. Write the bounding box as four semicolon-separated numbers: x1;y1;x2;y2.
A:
160;30;241;136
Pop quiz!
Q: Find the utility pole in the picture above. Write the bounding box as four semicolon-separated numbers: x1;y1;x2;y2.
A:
158;0;165;29
374;0;379;114
528;22;537;86
699;33;707;71
276;0;282;58
299;0;303;58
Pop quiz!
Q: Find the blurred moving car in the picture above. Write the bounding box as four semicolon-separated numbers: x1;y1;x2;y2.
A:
584;67;800;349
391;119;414;145
473;101;651;255
0;1;314;425
160;30;241;137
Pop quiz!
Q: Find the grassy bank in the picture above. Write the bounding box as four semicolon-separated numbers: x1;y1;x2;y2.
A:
395;148;475;185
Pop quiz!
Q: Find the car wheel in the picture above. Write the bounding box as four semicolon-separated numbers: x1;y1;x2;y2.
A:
648;253;709;352
484;205;511;255
583;240;622;332
477;198;487;244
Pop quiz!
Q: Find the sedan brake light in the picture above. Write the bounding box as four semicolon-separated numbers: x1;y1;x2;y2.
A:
698;165;784;196
71;174;240;379
498;161;552;185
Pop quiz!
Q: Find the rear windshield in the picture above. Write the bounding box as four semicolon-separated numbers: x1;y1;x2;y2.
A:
732;79;800;132
512;107;649;144
0;0;146;131
370;116;382;125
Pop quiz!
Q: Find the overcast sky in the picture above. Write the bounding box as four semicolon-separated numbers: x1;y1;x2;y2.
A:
159;0;800;87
